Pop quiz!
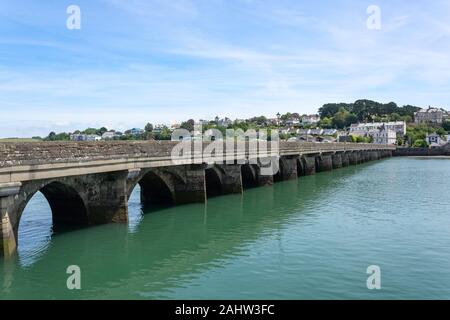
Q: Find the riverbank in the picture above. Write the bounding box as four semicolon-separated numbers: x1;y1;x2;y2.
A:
394;144;450;156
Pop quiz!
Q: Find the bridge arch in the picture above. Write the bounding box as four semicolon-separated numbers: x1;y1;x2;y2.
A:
129;170;176;205
11;180;89;249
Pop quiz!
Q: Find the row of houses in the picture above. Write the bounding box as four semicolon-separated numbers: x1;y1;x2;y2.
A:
278;128;338;136
281;115;320;127
70;128;143;141
345;121;406;145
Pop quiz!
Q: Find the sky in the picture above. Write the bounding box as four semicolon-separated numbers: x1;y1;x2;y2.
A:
1;0;450;137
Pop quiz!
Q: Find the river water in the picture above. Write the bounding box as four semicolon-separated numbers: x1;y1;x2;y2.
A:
1;157;450;299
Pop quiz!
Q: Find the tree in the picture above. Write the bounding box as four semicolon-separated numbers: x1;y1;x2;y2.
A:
332;108;357;129
389;113;401;121
98;127;108;135
319;117;333;129
180;119;195;132
280;113;293;121
145;123;153;132
48;132;56;141
442;120;450;132
402;115;413;123
346;113;358;126
83;128;97;135
413;139;427;148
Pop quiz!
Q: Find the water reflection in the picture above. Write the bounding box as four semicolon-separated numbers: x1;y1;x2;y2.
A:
17;192;53;268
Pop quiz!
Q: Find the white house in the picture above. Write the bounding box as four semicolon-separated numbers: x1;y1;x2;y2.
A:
309;128;323;135
284;118;300;126
129;128;144;135
323;129;337;136
86;134;102;141
102;131;122;140
426;133;442;147
301;115;320;125
349;121;406;135
70;134;101;141
371;128;397;144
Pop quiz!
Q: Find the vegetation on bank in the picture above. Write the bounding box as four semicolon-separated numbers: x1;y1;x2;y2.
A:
318;99;419;129
320;99;450;147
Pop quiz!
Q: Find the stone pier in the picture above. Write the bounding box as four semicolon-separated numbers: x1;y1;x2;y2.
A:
331;153;343;169
316;154;333;172
276;156;298;181
341;152;350;167
216;164;243;195
301;155;317;176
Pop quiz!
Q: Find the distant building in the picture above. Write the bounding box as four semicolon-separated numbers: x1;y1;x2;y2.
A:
414;107;445;124
102;131;122;140
297;129;310;135
153;125;164;134
278;127;291;135
323;129;337;136
70;134;101;141
267;118;279;125
309;128;324;135
338;135;353;143
70;134;85;141
217;117;232;127
316;136;336;143
349;121;406;136
198;119;210;125
284;118;300;127
370;127;397;144
301;114;320;125
87;135;102;141
129;128;144;135
426;133;442;147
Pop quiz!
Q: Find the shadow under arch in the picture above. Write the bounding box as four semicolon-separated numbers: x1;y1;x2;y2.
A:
205;166;223;198
297;157;306;176
132;170;175;205
241;164;258;189
273;158;287;182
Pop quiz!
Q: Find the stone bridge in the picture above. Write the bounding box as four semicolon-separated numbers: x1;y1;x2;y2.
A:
0;141;395;257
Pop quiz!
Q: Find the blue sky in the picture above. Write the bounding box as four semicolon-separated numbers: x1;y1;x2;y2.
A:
1;0;450;137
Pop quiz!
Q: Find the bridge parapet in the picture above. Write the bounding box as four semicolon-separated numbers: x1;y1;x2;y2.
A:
0;141;395;185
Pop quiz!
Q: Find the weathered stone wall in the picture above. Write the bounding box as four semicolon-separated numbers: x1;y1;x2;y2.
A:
316;154;333;172
216;164;243;195
393;147;446;157
332;153;343;169
276;156;298;181
301;155;317;176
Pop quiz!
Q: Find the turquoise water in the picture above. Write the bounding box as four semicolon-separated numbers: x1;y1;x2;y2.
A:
1;157;450;299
